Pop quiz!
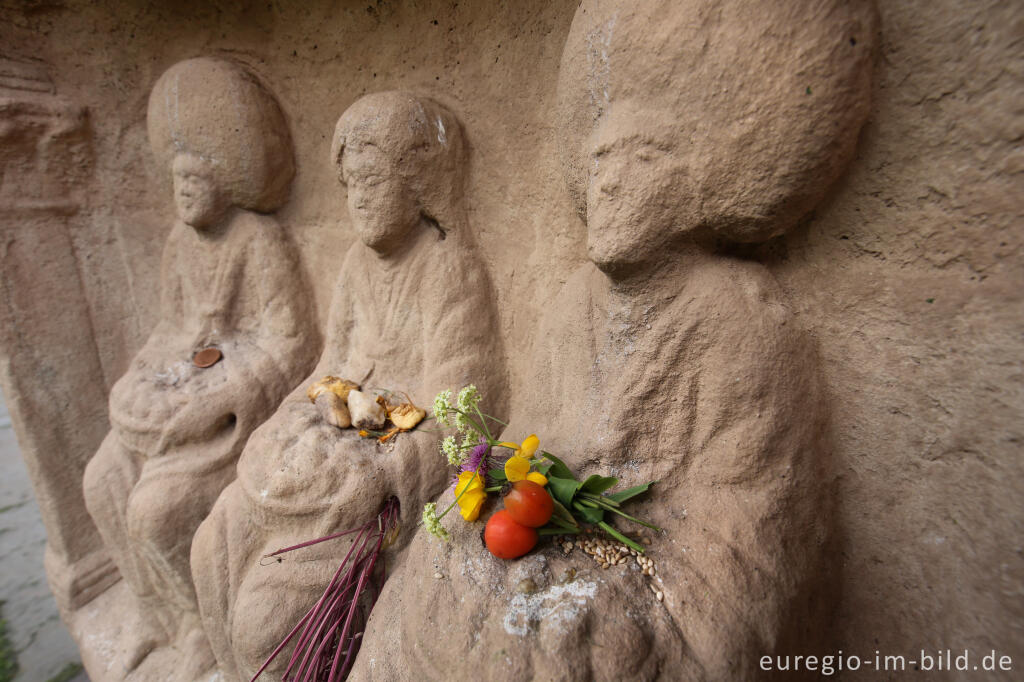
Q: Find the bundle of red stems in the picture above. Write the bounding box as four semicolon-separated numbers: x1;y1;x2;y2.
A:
250;497;401;682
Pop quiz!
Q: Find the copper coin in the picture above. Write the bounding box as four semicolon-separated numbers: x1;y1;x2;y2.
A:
193;347;222;368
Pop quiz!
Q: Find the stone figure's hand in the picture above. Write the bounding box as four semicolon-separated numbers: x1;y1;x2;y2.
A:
108;361;189;434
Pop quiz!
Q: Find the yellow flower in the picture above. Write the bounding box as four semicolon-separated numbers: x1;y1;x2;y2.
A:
504;455;531;482
499;435;541;483
455;471;486;522
498;434;539;459
526;471;548;487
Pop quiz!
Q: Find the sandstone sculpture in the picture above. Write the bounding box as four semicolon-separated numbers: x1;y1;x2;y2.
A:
190;91;506;680
81;57;318;673
0;56;118;616
354;1;877;680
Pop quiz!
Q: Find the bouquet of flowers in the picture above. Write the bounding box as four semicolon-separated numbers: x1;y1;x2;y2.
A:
422;385;659;558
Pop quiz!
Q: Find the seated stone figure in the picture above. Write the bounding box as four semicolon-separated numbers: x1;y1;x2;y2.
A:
354;1;876;680
82;57;318;671
190;91;506;681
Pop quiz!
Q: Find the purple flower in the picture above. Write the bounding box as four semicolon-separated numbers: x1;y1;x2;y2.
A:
461;439;492;474
451;438;493;489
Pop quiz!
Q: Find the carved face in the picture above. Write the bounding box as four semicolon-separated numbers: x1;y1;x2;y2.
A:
341;141;421;253
584;106;695;273
172;155;227;229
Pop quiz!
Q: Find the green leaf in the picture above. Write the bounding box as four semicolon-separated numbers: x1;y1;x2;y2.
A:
550;499;579;530
606;481;656;504
580;475;619;495
547;476;583;508
572;501;605;524
487;467;507;482
539;451;575;480
605;506;663;531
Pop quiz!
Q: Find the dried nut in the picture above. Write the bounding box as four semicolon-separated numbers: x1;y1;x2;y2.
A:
315;392;351;429
433;572;443;580
348;390;387;429
650;583;659;595
307;376;360;404
656;591;664;602
390;403;426;430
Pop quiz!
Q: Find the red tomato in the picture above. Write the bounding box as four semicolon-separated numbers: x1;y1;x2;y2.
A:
484;510;538;559
503;480;554;528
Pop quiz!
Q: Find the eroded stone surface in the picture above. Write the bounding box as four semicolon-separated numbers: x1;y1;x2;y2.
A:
189;92;506;681
79;57;319;677
0;0;1020;680
354;3;868;679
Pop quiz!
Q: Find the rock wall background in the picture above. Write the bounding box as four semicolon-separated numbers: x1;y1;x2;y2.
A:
1;0;1021;674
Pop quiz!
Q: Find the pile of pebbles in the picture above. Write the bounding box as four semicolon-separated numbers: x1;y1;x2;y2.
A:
556;530;664;602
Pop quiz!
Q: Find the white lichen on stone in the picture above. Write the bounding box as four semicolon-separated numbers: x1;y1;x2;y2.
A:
502;579;598;637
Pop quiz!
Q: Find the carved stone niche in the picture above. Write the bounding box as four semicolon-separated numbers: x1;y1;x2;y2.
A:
356;2;876;681
77;57;319;680
0;55;117;614
190;91;507;681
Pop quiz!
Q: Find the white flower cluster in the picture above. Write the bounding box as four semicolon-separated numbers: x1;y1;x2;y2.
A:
422;502;450;541
432;389;453;427
441;435;464;466
455;384;481;434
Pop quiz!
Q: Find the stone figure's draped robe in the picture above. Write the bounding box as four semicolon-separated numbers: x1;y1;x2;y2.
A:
84;212;317;630
355;255;831;682
191;227;505;680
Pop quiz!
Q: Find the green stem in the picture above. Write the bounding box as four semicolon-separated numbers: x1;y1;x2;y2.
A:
603;506;662;531
478;411;509;427
581;492;620;508
483;485;503;493
437;466;483;520
473;405;494;441
539;527;579;536
597;521;645;553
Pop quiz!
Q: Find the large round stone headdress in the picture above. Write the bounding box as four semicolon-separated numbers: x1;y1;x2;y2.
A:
558;0;877;242
147;57;294;213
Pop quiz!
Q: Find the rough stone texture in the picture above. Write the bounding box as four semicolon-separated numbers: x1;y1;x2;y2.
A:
190;91;506;681
0;0;1020;680
356;2;867;679
78;56;319;677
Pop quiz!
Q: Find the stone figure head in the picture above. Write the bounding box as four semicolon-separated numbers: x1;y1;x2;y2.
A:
147;57;295;226
171;153;228;229
331;91;466;254
557;0;877;274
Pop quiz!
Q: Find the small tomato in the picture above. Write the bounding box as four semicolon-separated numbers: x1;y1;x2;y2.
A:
503;480;554;528
484;510;538;559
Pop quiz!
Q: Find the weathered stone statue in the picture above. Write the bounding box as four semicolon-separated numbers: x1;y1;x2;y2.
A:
190;91;506;680
354;1;876;680
81;57;318;673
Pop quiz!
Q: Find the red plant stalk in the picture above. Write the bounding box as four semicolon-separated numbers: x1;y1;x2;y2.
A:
251;498;400;682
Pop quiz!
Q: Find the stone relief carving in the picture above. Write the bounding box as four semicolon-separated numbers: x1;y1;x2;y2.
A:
354;1;876;680
80;57;318;673
0;56;117;613
190;91;506;680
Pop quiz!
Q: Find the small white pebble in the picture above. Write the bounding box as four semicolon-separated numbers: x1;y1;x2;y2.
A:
656;591;664;602
433;573;443;580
